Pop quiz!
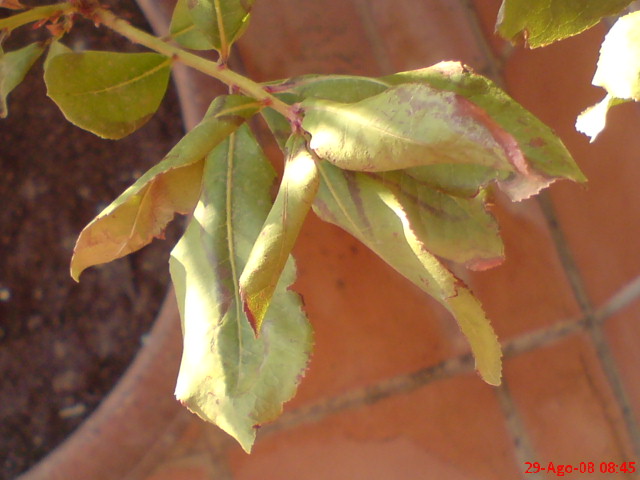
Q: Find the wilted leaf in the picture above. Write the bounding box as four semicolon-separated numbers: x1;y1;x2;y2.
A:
187;0;255;59
383;62;586;199
0;42;44;118
45;51;172;139
169;0;215;50
577;11;640;141
496;0;633;48
71;95;260;280
170;126;313;452
302;83;515;175
313;162;502;385
240;134;319;333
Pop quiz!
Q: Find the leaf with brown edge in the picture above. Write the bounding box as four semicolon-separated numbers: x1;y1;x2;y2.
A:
70;95;261;281
171;126;312;452
314;162;502;385
240;134;319;333
382;62;586;200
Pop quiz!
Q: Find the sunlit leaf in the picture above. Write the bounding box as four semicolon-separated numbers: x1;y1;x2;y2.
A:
577;11;640;141
0;42;44;118
240;134;319;333
314;162;502;385
373;171;504;270
71;95;260;280
383;62;586;199
187;0;255;59
45;51;172;139
496;0;633;48
171;126;313;452
274;74;390;103
169;0;215;50
302;83;515;175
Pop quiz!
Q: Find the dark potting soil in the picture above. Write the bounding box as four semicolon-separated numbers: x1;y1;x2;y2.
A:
0;2;185;477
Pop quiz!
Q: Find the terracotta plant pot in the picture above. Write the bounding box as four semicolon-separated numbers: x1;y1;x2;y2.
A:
20;0;640;479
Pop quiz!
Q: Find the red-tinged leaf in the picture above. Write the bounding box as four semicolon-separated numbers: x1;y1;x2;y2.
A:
383;62;586;200
71;95;260;280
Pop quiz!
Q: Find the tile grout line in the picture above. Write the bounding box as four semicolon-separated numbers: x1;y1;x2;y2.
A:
537;191;640;465
495;380;547;480
260;280;640;442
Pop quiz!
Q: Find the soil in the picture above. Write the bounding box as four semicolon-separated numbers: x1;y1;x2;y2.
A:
0;3;184;478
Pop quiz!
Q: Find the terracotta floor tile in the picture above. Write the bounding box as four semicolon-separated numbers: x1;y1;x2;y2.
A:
290;215;469;407
505;334;635;469
469;199;581;339
228;375;519;480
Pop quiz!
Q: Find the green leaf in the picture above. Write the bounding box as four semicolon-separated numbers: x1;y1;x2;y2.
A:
274;74;390;103
170;126;313;452
70;95;260;281
187;0;255;59
372;171;504;270
44;51;172;139
577;11;640;141
314;162;502;385
383;62;586;198
0;42;44;118
302;83;523;190
240;134;319;333
496;0;633;48
169;0;215;50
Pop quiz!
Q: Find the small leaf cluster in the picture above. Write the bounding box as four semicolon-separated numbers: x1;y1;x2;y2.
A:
0;0;589;451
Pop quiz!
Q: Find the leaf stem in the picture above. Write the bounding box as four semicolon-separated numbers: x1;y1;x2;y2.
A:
94;7;298;124
0;2;72;32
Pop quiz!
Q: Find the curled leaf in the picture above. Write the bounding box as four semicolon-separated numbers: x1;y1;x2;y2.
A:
240;134;319;333
0;42;44;118
71;95;260;280
45;51;172;139
171;126;312;452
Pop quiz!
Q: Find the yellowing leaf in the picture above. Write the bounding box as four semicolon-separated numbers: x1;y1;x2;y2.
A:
302;83;514;175
187;0;255;59
496;0;633;48
171;126;312;452
383;62;586;199
577;11;640;141
45;51;172;139
240;134;319;333
71;95;260;280
314;163;502;384
0;42;44;118
169;0;215;50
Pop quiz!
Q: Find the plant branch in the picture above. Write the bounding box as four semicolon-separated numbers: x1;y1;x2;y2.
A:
94;7;298;124
0;2;72;32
